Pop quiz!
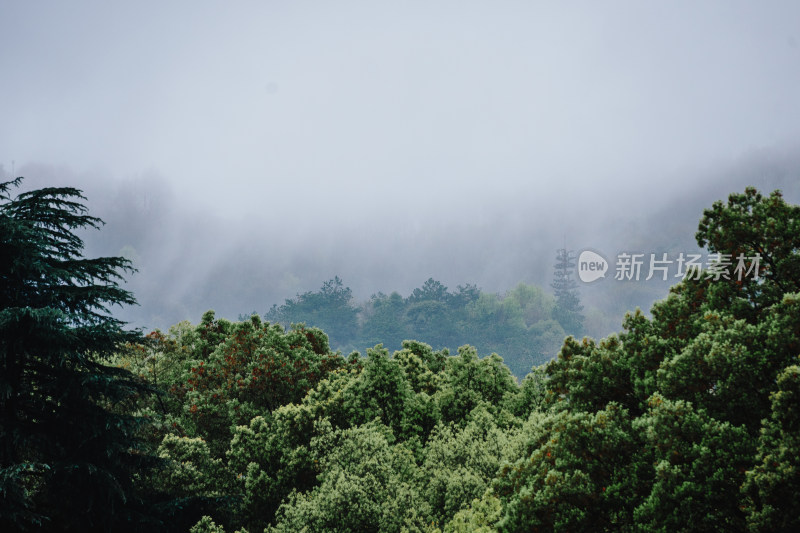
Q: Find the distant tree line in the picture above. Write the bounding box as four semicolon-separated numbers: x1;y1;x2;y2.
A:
262;276;572;377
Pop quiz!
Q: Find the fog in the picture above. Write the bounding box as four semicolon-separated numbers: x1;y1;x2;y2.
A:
3;2;800;332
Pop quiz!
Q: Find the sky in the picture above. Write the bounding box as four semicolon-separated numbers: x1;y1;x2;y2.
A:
3;1;800;329
4;2;800;214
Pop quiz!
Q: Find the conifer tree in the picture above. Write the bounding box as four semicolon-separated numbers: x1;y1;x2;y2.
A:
0;178;158;531
551;247;584;336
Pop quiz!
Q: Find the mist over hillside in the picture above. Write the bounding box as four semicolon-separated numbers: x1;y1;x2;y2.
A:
4;145;799;343
4;2;800;348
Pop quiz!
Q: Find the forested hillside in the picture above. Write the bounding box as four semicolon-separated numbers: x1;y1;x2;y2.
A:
3;180;800;532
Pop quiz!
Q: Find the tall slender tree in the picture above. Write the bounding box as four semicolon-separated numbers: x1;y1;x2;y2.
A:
551;247;584;336
0;178;158;531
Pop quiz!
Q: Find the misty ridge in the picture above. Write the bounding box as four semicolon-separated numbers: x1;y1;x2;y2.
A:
4;145;799;373
4;1;800;374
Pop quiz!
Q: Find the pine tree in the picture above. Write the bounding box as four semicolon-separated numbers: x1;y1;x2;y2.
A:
0;178;159;531
551;248;584;336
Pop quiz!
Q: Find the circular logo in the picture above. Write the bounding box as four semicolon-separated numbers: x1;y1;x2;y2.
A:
577;250;609;283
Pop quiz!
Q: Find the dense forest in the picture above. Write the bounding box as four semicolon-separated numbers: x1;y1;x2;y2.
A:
2;178;800;532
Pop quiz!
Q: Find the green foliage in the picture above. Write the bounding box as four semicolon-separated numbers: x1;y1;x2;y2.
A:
436;346;518;425
122;313;350;455
545;334;636;414
216;336;529;530
268;421;430;533
742;361;800;532
443;491;502;533
494;403;642;532
188;515;247;533
265;276;359;348
509;365;550;418
632;394;752;532
0;178;160;531
106;307;359;530
344;345;415;434
696;187;800;313
189;516;226;533
422;407;518;526
227;409;319;530
156;435;228;498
